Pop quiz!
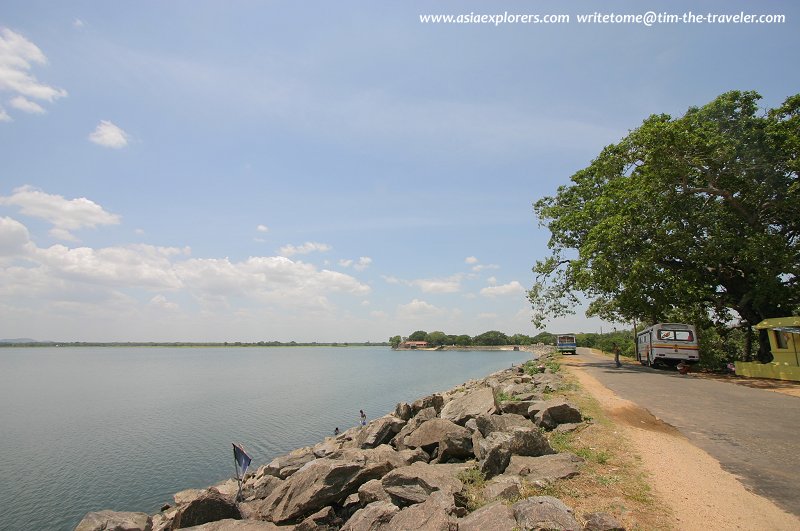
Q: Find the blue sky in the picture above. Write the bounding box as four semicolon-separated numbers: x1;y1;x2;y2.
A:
1;1;798;342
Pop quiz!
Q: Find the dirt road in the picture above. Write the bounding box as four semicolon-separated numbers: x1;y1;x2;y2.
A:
563;349;800;530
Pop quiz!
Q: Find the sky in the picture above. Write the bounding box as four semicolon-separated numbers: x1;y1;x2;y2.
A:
1;1;798;342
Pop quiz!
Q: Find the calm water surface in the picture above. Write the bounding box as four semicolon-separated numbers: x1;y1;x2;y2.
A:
0;346;528;530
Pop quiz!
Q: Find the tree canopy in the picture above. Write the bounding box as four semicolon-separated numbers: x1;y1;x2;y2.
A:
529;91;800;360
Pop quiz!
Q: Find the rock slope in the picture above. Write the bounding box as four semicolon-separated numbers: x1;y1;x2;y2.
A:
76;349;625;531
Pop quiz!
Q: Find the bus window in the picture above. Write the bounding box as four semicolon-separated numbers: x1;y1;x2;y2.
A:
658;330;693;341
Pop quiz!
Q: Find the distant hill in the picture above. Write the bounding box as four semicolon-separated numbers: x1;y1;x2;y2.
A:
0;338;39;343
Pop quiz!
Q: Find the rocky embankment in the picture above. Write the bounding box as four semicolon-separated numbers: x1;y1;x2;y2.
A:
76;348;625;531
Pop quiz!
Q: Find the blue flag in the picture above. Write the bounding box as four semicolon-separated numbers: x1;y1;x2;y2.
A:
232;443;251;477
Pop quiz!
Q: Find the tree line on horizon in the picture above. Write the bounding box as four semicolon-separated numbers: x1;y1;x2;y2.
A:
389;330;555;348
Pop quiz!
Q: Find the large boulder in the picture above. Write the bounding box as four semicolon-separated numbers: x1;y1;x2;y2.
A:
243;474;283;501
295;506;342;531
439;387;495;425
505;453;584;484
357;415;407;449
583;512;626;531
358;479;391;505
530;399;583;430
179;521;283;530
340;501;399;531
474;413;533;436
482;474;522;501
511;496;580;530
384;490;455;531
435;430;474;463
411;393;444;414
172;489;242;529
394;402;413;421
403;419;470;453
498;399;539;416
380;462;463;506
263;447;316;479
477;428;555;478
391;407;437;450
173;489;206;506
456;501;516;531
258;456;393;524
75;511;152;531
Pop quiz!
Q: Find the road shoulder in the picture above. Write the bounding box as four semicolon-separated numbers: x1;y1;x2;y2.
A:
562;355;800;531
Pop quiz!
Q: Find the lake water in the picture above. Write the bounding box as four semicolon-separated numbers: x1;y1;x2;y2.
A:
0;346;529;530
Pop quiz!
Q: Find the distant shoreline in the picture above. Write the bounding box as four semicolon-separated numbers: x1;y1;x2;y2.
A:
0;341;390;348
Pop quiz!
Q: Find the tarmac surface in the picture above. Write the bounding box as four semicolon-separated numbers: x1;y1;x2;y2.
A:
569;348;800;517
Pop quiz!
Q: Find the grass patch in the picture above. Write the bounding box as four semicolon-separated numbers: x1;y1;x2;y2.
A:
495;390;519;402
457;466;487;512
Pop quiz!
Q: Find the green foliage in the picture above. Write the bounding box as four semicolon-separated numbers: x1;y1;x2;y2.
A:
576;447;611;464
454;334;473;346
495;390;519;402
472;330;509;345
529;91;800;361
532;331;556;345
425;331;449;347
522;360;544;375
389;335;402;349
408;330;428;341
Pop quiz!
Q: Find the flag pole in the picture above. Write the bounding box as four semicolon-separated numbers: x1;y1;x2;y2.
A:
232;443;242;502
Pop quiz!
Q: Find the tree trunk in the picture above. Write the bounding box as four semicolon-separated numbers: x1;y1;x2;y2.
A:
744;323;753;362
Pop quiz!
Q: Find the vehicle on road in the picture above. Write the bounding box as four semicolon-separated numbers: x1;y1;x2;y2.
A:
636;323;699;367
557;334;577;354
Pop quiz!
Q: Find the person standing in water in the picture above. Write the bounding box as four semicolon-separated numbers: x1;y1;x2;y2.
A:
359;409;367;426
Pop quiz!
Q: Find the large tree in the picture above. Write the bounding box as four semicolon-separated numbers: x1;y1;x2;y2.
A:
529;91;799;361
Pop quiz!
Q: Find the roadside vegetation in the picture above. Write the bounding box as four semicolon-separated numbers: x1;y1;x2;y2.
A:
389;330;554;349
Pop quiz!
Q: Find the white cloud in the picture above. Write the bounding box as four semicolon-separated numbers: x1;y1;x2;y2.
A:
339;258;353;267
487;276;497;285
0;216;31;256
278;241;331;257
472;263;499;272
256;224;269;233
88;120;129;148
397;298;443;320
465;256;479;264
354;256;372;271
73;19;85;28
413;277;461;293
0;185;120;241
149;294;178;310
0;28;67;114
480;280;525;297
9;95;45;114
0;106;10;121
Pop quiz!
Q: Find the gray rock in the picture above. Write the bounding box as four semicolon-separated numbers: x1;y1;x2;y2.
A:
474;412;533;436
380;462;463;506
457;501;516;531
435;430;474;462
464;418;478;433
384;491;455;531
258;456;393;524
583;512;626;530
499;399;539;416
440;387;495;425
531;399;583;430
403;418;470;452
173;489;206;506
482;474;522;500
506;453;584;483
391;407;437;449
512;496;580;530
295;506;341;531
172;489;242;529
477;428;555;479
75;510;152;531
340;501;398;531
394;402;412;421
264;447;316;479
357;415;407;449
554;422;584;434
358;479;391;505
179;520;284;530
411;393;444;414
244;474;283;501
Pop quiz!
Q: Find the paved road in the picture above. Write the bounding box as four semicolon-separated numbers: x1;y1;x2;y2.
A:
573;347;800;517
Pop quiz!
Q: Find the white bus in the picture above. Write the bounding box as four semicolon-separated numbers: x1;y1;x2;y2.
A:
556;334;577;354
636;323;699;367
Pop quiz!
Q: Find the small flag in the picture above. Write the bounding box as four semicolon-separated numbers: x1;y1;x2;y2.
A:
232;443;252;477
